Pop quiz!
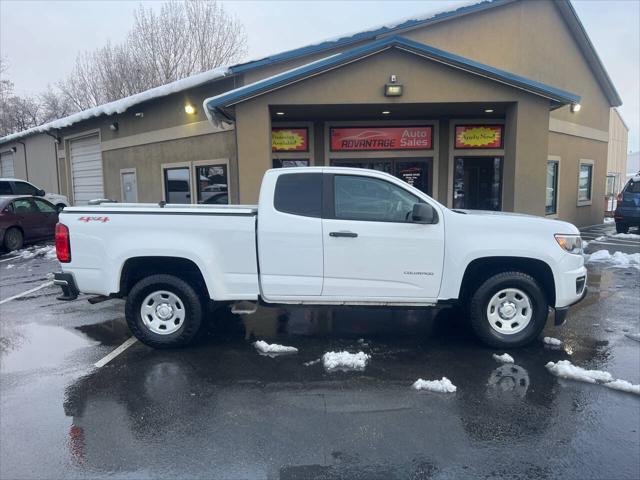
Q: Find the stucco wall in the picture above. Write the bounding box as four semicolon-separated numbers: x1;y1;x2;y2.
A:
607;108;629;191
548;132;608;226
101;130;237;203
235;48;550;207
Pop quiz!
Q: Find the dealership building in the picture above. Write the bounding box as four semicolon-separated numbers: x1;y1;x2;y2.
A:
0;0;626;226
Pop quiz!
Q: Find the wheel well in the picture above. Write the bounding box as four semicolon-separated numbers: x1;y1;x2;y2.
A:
459;257;555;306
119;257;208;298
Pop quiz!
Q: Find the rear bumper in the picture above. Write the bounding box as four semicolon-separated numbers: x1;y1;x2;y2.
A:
54;272;79;301
614;208;640;225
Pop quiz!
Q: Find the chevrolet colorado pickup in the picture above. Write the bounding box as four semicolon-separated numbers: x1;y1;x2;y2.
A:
54;167;587;349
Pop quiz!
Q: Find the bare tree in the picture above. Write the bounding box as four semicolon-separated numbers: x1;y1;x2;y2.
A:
58;0;247;108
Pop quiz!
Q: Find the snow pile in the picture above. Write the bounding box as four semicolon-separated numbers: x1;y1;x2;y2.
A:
604;379;640;395
492;353;514;363
303;358;321;367
543;337;563;346
582;240;589;248
253;340;298;355
546;360;639;395
322;351;370;371
16;245;57;260
587;250;640;268
612;233;640;239
5;264;15;269
546;360;613;384
412;377;457;393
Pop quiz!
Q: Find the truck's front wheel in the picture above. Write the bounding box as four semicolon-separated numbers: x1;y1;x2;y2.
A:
468;271;548;348
125;274;203;348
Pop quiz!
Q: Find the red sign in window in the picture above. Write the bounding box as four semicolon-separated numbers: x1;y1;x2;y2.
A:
330;126;433;151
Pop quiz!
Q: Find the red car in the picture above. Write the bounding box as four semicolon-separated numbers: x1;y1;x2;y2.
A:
0;195;59;252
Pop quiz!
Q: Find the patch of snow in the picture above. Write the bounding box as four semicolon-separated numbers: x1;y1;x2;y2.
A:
605;379;640;395
543;336;563;346
612;233;640;239
15;245;57;261
322;351;370;371
5;264;15;269
625;333;640;343
604;217;614;223
253;340;298;355
595;236;606;241
492;353;514;363
582;240;589;248
412;377;457;393
587;249;640;268
303;358;321;367
1;66;230;143
546;360;613;384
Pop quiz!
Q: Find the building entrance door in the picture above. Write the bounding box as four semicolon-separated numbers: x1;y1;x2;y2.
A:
453;157;503;211
330;158;432;195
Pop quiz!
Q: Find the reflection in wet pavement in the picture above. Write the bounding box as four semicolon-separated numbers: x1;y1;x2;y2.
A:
1;251;639;479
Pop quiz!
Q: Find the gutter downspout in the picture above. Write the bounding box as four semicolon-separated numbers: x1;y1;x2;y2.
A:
17;141;28;181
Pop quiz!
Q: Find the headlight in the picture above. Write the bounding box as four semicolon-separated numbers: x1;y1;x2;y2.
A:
554;234;583;254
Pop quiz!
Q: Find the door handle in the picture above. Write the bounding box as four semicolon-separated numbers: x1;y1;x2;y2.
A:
329;231;358;238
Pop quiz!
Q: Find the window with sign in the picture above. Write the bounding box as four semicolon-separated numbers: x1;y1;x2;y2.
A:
272;159;310;168
196;164;228;204
578;161;593;205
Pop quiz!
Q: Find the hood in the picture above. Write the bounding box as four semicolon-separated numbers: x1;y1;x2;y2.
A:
449;209;579;235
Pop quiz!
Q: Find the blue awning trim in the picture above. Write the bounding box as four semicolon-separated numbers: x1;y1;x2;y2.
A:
205;36;581;120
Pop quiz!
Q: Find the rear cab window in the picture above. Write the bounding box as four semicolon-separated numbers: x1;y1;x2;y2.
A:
625;179;640;194
274;173;322;217
0;181;12;195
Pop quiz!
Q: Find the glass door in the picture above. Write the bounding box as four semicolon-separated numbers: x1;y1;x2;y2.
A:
453;157;503;210
163;167;191;204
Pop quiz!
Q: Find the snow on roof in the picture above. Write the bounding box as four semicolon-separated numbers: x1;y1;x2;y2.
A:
0;66;230;144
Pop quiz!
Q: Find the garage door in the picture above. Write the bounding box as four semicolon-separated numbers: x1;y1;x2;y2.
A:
70;134;104;205
0;151;15;177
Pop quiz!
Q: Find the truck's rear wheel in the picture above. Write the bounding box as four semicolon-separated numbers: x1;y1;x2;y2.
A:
125;274;203;348
468;271;548;348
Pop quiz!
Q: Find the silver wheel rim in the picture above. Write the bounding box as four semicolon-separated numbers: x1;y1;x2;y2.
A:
486;288;532;335
140;290;185;335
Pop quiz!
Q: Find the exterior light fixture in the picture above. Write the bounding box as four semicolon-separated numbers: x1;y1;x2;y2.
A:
275;112;285;116
109;122;119;131
10;147;17;153
184;104;196;115
484;108;494;113
384;74;403;97
570;103;581;113
382;110;391;115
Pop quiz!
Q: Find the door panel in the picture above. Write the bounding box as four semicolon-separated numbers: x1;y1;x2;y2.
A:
258;172;324;297
121;172;138;203
322;174;444;300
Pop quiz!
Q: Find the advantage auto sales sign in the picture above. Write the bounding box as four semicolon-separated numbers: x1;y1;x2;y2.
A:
330;126;433;151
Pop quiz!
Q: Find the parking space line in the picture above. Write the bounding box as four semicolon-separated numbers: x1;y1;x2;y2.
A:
0;281;54;305
94;337;138;368
0;256;20;264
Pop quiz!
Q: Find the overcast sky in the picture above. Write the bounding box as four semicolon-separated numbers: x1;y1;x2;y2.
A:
1;0;639;151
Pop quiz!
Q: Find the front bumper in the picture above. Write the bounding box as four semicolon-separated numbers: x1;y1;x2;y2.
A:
54;272;79;301
554;285;588;326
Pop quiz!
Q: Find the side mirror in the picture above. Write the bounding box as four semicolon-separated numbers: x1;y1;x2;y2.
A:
36;189;45;196
411;203;436;224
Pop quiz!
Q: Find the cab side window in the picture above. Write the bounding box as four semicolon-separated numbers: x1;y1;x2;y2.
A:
33;199;56;213
13;181;38;195
274;173;322;217
334;175;419;222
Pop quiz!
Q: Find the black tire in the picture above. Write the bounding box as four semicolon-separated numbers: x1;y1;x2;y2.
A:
468;271;548;348
3;227;23;252
125;274;204;349
615;222;629;234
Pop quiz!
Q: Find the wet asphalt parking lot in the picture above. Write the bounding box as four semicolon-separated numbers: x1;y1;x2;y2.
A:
0;224;639;480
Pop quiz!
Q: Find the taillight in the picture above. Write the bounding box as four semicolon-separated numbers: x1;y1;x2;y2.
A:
55;223;71;263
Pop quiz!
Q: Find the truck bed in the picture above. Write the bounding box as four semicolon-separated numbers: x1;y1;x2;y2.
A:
63;203;258;215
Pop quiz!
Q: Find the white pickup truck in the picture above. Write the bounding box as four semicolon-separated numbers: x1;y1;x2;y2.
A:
54;167;587;349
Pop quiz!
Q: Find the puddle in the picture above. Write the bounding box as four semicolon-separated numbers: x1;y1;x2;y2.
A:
0;323;97;373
